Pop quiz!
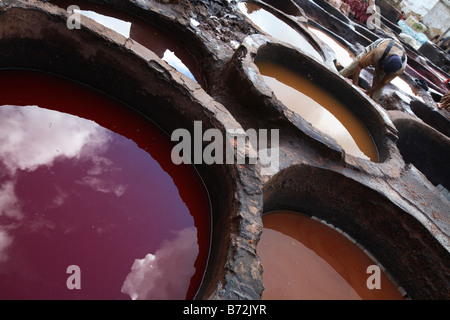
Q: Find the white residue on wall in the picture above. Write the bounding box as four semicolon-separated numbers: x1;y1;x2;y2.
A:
399;0;439;17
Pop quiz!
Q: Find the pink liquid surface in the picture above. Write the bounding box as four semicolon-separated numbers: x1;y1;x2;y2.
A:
0;70;211;300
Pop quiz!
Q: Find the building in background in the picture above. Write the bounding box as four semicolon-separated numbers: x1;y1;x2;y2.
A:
391;0;449;40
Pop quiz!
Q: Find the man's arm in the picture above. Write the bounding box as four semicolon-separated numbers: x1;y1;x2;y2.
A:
352;63;362;87
352;51;374;87
366;73;396;97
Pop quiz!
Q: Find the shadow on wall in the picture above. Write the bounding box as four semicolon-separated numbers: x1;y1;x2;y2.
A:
409;100;450;139
392;113;450;191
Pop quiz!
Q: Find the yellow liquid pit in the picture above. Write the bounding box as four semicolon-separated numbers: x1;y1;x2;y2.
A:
308;27;355;67
258;211;405;300
238;2;323;62
256;60;379;162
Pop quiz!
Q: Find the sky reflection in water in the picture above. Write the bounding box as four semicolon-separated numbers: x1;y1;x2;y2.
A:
0;98;208;300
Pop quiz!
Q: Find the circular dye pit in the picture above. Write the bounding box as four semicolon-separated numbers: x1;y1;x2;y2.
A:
238;2;324;62
0;70;211;300
49;0;207;89
256;60;379;162
257;211;405;300
307;26;355;68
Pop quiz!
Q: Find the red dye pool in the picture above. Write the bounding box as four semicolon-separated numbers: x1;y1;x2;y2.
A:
0;70;211;300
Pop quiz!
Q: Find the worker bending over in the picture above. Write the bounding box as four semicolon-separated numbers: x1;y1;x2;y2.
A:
340;38;407;101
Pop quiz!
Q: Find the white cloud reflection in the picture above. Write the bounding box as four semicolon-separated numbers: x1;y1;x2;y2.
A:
0;105;119;263
0;229;13;263
121;227;199;300
0;180;22;220
0;105;110;175
77;176;127;197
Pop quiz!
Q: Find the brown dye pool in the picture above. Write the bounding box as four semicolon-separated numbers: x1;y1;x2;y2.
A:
307;27;355;68
49;0;206;88
0;70;211;300
256;60;379;162
258;211;405;300
238;2;323;62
